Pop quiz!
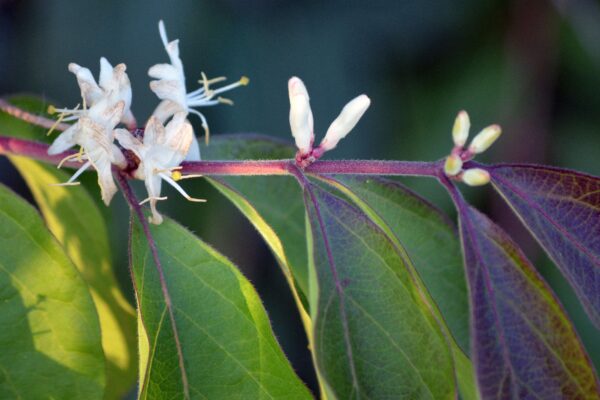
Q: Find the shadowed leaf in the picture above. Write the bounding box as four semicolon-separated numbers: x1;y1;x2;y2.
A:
130;214;312;399
303;181;455;399
453;191;600;399
324;175;470;351
9;156;137;399
0;183;105;399
488;164;600;329
201;135;309;299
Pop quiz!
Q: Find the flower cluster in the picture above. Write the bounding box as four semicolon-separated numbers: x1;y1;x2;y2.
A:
443;110;502;186
48;21;246;223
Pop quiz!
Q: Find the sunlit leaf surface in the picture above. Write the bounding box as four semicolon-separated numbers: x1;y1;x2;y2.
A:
0;184;105;399
130;215;312;399
10;156;137;399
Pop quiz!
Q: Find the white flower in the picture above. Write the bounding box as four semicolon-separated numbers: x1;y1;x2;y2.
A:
48;97;127;205
66;58;135;127
148;20;248;158
115;112;205;224
287;76;370;164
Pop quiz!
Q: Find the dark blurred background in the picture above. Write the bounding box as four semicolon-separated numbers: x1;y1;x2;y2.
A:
1;0;599;395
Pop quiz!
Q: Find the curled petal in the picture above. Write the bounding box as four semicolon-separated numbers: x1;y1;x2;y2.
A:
144;116;167;146
68;63;103;106
288;77;314;154
320;94;370;152
88;148;118;205
115;128;144;158
158;20;183;70
151;100;186;123
148;63;180;81
150;80;186;105
98;57;114;90
48;124;79;155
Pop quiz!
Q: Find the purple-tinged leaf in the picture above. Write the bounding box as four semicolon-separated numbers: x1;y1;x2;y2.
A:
488;164;600;329
302;180;455;399
449;183;600;399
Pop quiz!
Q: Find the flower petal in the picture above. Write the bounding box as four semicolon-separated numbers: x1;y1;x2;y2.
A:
288;77;314;154
320;94;370;152
48;124;80;155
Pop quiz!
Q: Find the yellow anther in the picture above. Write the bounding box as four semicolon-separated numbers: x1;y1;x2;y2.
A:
239;76;250;86
171;170;182;181
47;105;57;114
217;97;234;106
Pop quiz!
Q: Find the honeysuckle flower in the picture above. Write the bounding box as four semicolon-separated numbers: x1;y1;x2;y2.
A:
62;58;135;128
115;112;205;225
443;110;501;187
48;97;127;204
287;76;370;166
148;20;248;155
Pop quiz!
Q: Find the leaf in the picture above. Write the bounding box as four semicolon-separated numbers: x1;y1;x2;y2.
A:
0;96;54;143
323;175;470;351
316;176;477;399
488;164;600;329
454;192;600;399
130;214;313;399
202;135;309;298
303;181;455;399
9;156;137;399
0;183;105;399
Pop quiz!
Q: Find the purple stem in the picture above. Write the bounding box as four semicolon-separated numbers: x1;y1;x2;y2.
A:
1;136;443;177
116;172;190;400
0;98;70;131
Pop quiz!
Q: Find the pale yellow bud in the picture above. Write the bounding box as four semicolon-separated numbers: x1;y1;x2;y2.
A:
468;124;501;154
452;110;470;147
462;168;490;186
444;154;463;176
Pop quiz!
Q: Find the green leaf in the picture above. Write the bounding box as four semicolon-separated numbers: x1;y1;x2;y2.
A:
9;156;137;399
202;135;309;299
323;176;469;351
0;96;54;143
0;183;105;399
303;181;455;399
316;176;477;399
130;214;313;399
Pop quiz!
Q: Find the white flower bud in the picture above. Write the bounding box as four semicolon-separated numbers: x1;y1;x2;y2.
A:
288;77;314;155
462;168;490;186
444;154;463;176
452;110;470;147
468;124;501;154
320;94;370;152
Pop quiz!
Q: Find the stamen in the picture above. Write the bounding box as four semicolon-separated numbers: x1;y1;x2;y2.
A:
188;109;210;144
159;172;206;202
50;160;91;186
217;97;234;106
139;196;168;205
57;148;86;169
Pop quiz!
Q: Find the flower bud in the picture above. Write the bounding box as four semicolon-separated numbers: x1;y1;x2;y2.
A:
320;94;370;152
444;154;463;176
288;77;314;155
468;124;501;154
462;168;490;186
452;110;470;147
